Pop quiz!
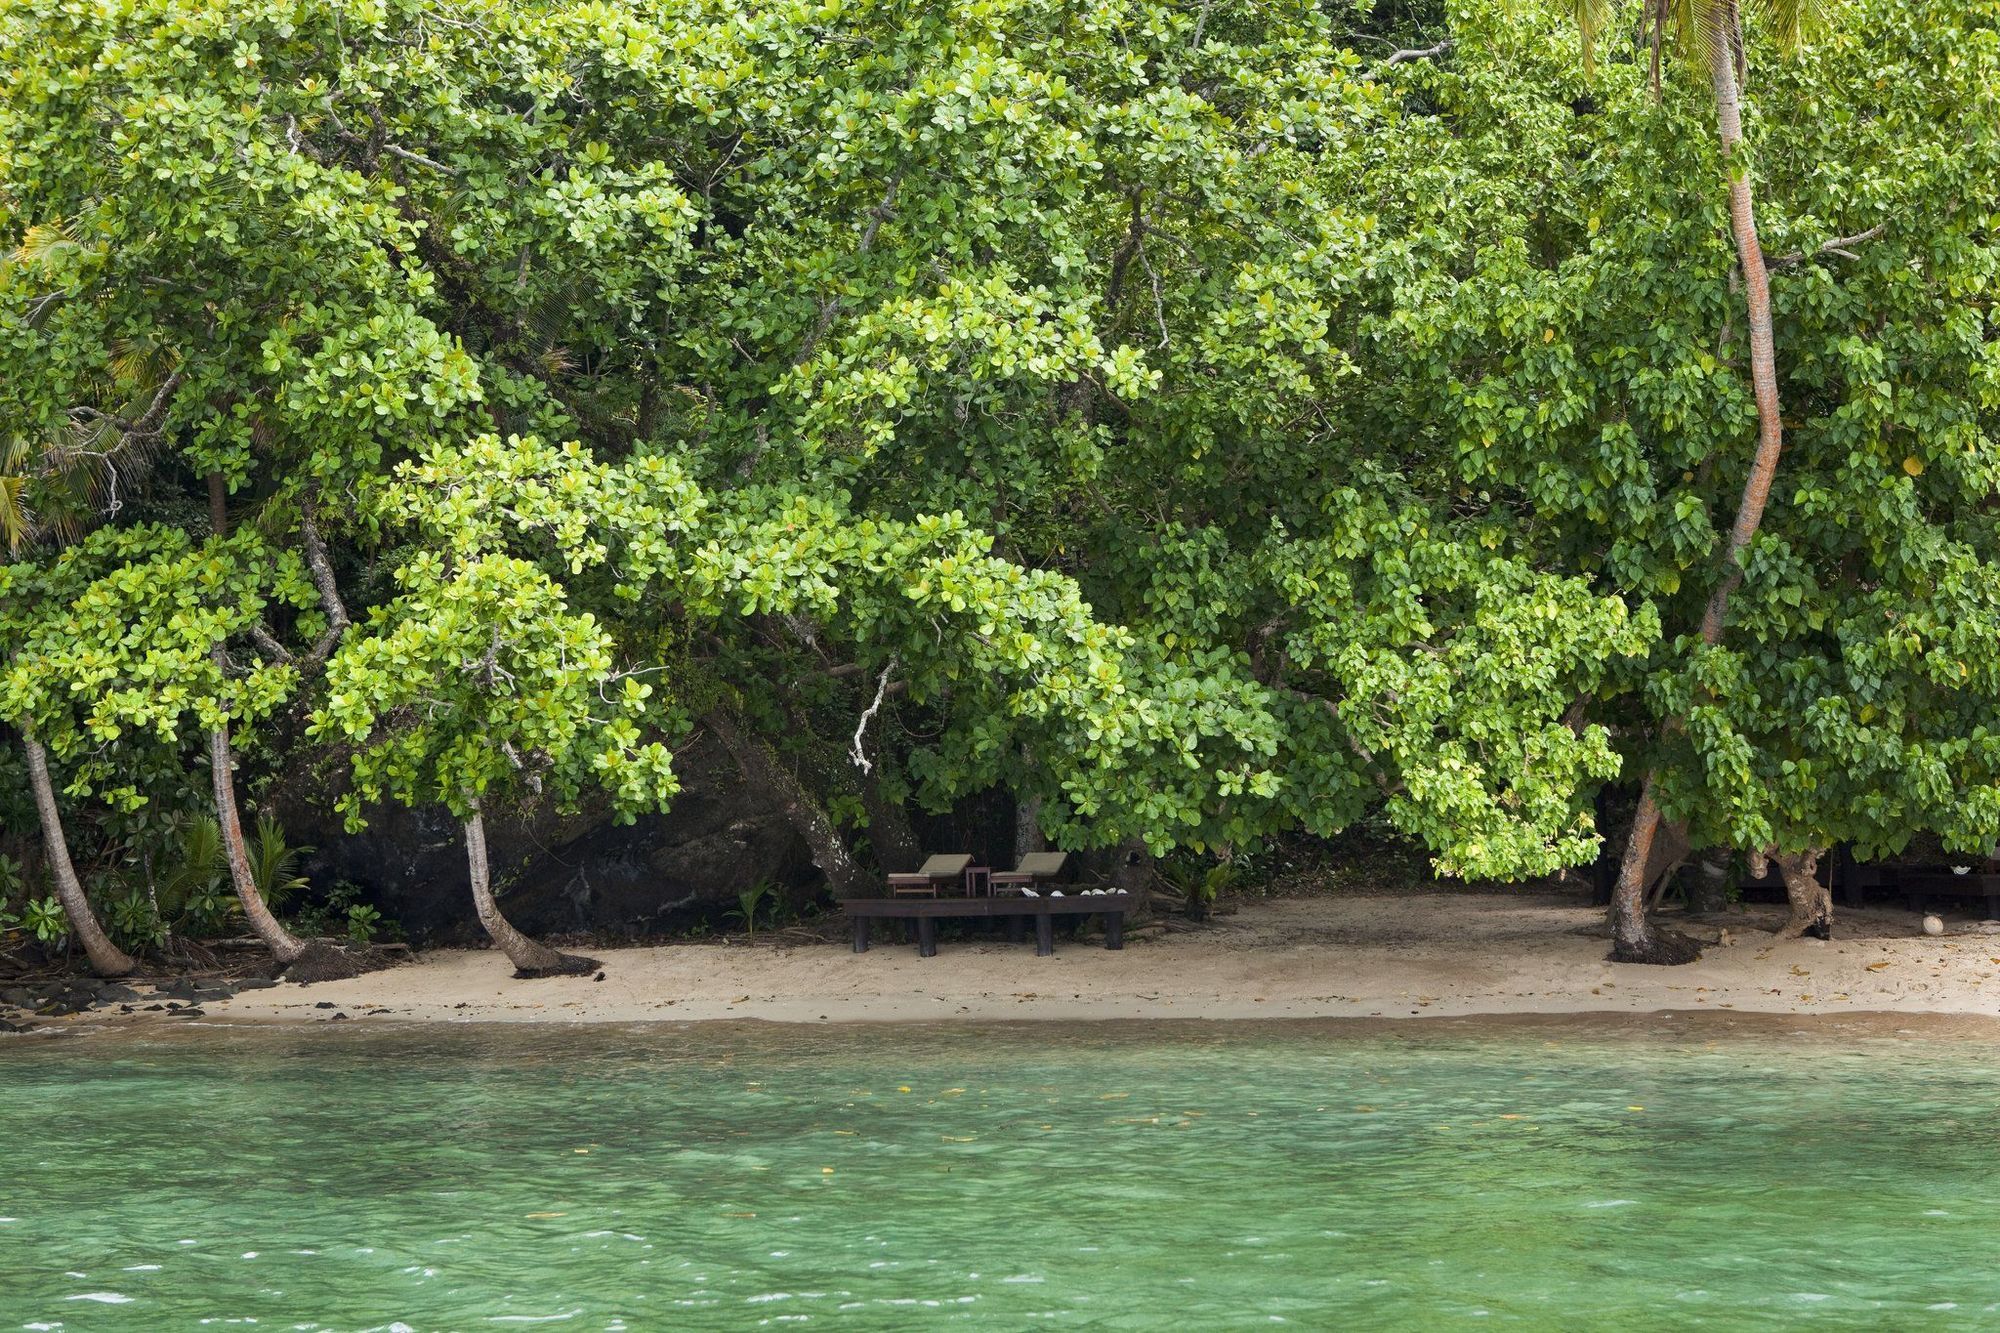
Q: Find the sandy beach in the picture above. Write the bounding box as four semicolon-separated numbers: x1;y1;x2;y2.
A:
29;890;1989;1029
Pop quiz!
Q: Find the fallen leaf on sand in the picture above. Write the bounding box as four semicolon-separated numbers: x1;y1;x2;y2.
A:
1866;961;1893;972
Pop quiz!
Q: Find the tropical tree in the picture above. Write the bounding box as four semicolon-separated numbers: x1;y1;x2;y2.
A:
312;550;680;976
0;535;174;977
1558;0;1825;957
1;525;371;974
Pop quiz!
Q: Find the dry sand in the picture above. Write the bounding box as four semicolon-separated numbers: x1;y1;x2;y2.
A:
154;891;2000;1027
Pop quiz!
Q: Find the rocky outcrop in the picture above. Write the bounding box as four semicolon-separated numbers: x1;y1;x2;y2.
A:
283;738;816;943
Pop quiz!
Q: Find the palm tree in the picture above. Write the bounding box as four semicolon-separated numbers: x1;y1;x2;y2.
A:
1570;0;1821;962
17;727;137;977
462;799;598;977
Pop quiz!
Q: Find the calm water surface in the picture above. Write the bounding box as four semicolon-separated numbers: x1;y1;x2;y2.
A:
3;1014;2000;1329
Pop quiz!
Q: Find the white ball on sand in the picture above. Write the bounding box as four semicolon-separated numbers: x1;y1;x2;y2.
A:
1922;914;1946;937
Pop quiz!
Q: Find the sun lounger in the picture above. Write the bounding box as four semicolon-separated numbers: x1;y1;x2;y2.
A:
991;851;1069;895
886;853;973;897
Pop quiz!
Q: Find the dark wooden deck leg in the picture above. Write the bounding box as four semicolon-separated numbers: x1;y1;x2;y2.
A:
1035;912;1054;957
1105;912;1124;950
1006;916;1025;944
917;916;938;958
852;917;870;954
1836;845;1862;909
1987;893;2000;922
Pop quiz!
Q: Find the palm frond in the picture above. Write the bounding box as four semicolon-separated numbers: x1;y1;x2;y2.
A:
1751;0;1824;52
1573;0;1614;80
9;219;82;272
156;816;227;916
250;813;313;912
0;474;33;555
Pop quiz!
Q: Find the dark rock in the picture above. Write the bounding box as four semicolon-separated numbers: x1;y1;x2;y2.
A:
280;735;816;942
234;978;280;991
157;978;202;1001
313;1001;337;1010
329;1012;349;1021
176;1008;205;1018
142;1003;166;1012
0;1018;30;1034
593;971;606;982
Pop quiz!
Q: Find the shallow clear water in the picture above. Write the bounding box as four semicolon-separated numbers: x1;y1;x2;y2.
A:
4;1014;2000;1329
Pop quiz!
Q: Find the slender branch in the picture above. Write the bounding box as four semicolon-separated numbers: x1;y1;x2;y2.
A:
849;657;898;774
66;369;185;444
248;624;295;665
792;169;905;368
298;494;353;672
1384;39;1454;65
1770;222;1887;268
382;142;460;176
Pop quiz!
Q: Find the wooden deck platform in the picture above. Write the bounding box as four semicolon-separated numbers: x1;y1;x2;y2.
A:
844;892;1134;957
1897;870;2000;917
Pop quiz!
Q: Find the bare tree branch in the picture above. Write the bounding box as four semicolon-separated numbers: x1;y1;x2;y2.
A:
849;657;898;773
1385;39;1454;66
1771;222;1888;268
382;142;460;176
298;493;354;672
248;624;295;665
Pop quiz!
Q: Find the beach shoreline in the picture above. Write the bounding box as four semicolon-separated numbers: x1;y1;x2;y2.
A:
11;891;2000;1034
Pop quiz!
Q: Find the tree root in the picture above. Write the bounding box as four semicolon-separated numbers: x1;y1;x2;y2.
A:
513;952;600;980
1609;927;1704;966
281;940;391;985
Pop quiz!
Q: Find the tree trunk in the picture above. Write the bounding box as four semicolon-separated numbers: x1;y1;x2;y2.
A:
707;709;873;898
1111;836;1155;924
463;806;597;977
1685;848;1731;916
207;470;229;538
1609;8;1788;966
208;722;307;964
1767;849;1832;940
1014;792;1048;864
858;769;923;874
20;729;137;977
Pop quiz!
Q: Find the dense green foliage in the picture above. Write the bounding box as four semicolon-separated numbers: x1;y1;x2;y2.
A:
5;0;2000;957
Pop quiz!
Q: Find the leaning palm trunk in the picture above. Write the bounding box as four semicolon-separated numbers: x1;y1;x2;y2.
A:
1612;6;1790;963
463;805;597;977
21;730;137;977
208;722;309;964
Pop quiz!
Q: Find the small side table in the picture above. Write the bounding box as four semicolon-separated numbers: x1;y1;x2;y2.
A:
963;865;992;897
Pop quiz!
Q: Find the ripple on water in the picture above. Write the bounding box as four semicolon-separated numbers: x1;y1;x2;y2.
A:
4;1016;2000;1327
